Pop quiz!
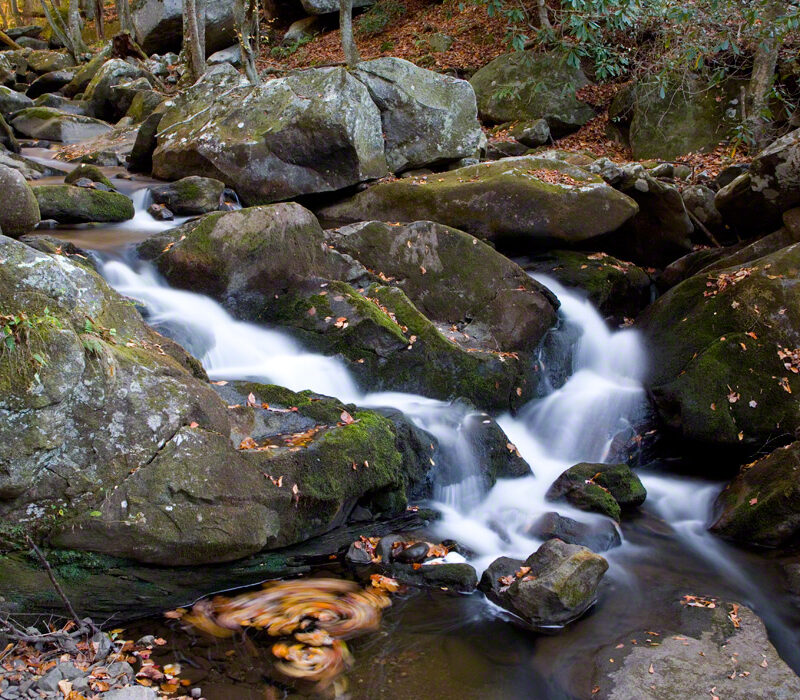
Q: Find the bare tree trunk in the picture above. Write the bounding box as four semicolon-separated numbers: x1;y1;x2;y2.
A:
747;0;784;148
116;0;133;34
0;2;9;28
536;0;551;29
234;0;260;85
67;0;88;55
41;0;75;56
339;0;359;68
183;0;206;82
94;0;104;38
22;0;34;22
9;0;23;24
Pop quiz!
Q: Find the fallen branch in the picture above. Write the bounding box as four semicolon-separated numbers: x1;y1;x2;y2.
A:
0;29;22;50
687;209;721;248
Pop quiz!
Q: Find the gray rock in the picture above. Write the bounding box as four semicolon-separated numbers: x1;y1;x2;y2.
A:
0;147;66;180
33;184;134;224
282;17;323;46
62;44;113;98
0;164;40;237
5;25;42;40
207;44;241;66
10;107;112;144
0;113;19;154
529;512;621;552
132;0;236;55
0;86;34;116
150;176;224;215
147;203;174;220
100;687;157;700
128;109;165;173
393;561;478;592
345;541;374;565
15;37;47;50
26;50;75;75
26;70;75;99
425;33;453;53
36;668;62;693
352;57;482;172
301;0;373;14
84;59;153;122
33;93;90;115
509;118;551;147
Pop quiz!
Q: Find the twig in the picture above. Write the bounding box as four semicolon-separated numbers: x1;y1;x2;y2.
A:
25;536;98;635
687;209;721;248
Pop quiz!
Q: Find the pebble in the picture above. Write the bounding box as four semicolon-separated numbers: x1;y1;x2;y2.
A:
394;541;430;564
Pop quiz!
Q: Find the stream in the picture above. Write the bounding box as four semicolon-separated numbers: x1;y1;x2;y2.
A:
22;148;800;698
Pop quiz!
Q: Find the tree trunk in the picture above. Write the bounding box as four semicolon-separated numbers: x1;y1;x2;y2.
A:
94;0;104;39
9;0;22;24
40;0;75;57
536;0;551;30
747;0;783;148
183;0;206;82
234;0;260;85
67;0;87;56
339;0;360;68
116;0;133;34
0;3;9;28
22;0;34;22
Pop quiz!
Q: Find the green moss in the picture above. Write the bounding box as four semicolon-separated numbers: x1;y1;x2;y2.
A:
235;382;351;425
64;164;113;188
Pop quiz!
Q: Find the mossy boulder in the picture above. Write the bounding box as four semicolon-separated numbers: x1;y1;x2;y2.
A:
124;88;164;124
546;463;646;521
638;243;800;449
83;58;152;122
469;51;595;135
150;175;225;215
479;539;608;628
0;85;34;116
0;164;40;237
10;107;112;144
64;163;113;188
152;64;388;206
33;184;134;224
715;128;800;236
524;250;651;323
26;69;75;99
319;155;639;249
62;43;112;98
26;50;74;74
711;442;800;547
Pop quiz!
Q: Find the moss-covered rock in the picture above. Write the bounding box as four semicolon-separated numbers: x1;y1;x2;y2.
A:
0;85;34;116
26;50;74;74
124;88;164;124
33;184;134;224
0;164;40;238
638;243;800;449
319;155;639;249
62;43;112;98
150;175;224;215
10;107;112;144
64;163;113;188
711;441;800;547
469;51;595;135
83;58;152;122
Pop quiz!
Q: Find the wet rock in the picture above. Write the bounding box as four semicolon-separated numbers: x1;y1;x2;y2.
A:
0;86;34;116
64;163;114;189
26;70;75;99
638;242;800;449
529;512;621;552
132;0;237;55
393;562;478;592
148;203;174;221
150;176;225;215
470;51;594;135
18;235;96;270
152;64;387;206
352;57;482;172
715;127;800;235
524;250;651;324
546;463;646;521
10;107;112;144
376;534;405;563
711;441;800;547
0;146;66;180
393;541;430;564
128;109;165;173
479;539;608;627
592;600;800;699
33;184;134;224
319;155;638;248
345;541;374;565
0;164;40;237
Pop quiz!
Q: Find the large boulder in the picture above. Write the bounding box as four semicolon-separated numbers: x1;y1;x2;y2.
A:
149;175;224;215
62;43;113;98
301;0;373;13
352;57;482;172
592;599;800;699
0;86;34;116
0;54;14;86
319;156;638;248
33;184;134;224
26;69;75;99
0;164;40;237
638;243;800;449
10;107;112;144
132;0;237;55
470;51;595;135
478;539;608;627
715;128;800;236
152;65;387;206
83;58;152;122
711;441;800;547
529;512;621;552
26;50;75;74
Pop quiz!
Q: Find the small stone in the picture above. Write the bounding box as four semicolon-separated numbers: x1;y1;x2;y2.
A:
136;634;156;647
394;541;430;564
147;203;174;221
345;541;373;565
36;668;62;693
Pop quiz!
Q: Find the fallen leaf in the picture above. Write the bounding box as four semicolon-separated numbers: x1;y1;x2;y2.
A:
340;410;355;424
749;497;758;505
648;663;654;674
246;392;257;407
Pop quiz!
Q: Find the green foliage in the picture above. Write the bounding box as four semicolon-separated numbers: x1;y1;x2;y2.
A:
358;0;407;36
0;308;61;383
270;35;314;58
79;317;117;356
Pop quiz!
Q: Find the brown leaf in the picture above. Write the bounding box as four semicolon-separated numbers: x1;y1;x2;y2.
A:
246;392;257;407
340;410;355;424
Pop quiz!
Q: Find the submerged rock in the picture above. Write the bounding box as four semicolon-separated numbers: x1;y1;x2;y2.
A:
319;155;638;248
546;463;646;521
33;184;134;224
479;539;608;627
10;107;112;144
150;175;224;215
529;512;621;552
0;164;40;237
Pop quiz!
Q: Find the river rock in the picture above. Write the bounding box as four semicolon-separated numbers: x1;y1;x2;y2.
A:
83;58;153;122
711;441;800;547
592;599;800;699
479;539;608;627
392;562;478;592
0;86;34;116
546;463;646;521
0;145;66;180
319;155;638;248
529;512;621;552
124;89;164;124
715;127;800;236
638;242;800;449
0;113;19;153
26;50;74;75
33;184;134;223
152;64;387;206
64;163;114;189
0;164;40;237
33;93;89;115
524;250;651;323
26;69;75;99
352;57;482;172
10;107;112;143
150;176;225;215
132;0;237;55
128;109;165;173
469;51;594;135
